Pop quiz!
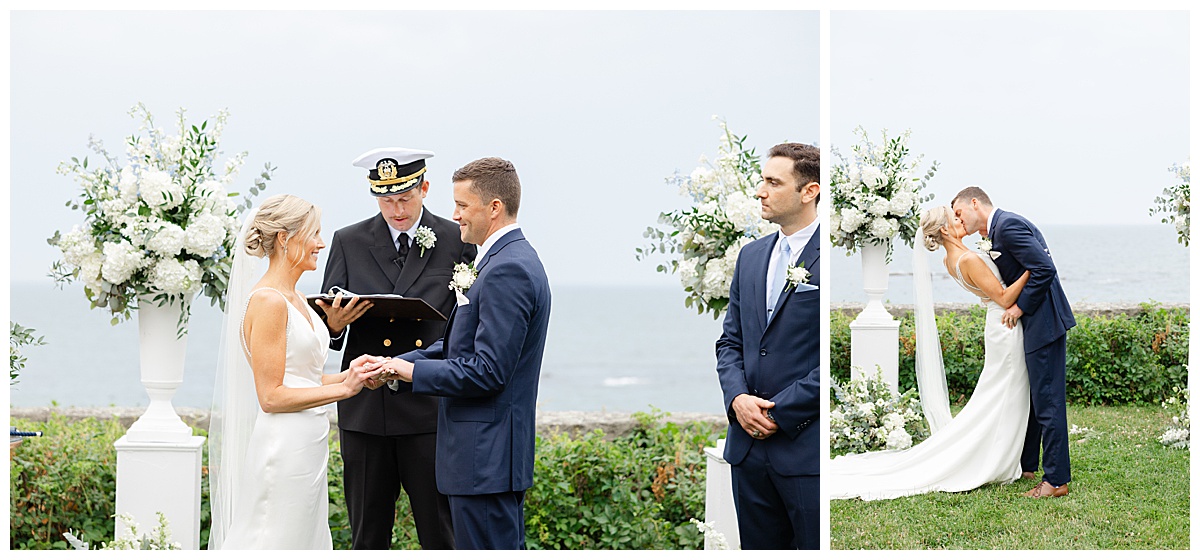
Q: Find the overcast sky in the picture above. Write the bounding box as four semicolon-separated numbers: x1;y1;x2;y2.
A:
831;10;1190;224
6;10;818;288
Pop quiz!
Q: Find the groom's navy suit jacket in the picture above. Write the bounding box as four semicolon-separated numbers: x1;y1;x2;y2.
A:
716;227;821;476
988;209;1075;351
397;228;551;496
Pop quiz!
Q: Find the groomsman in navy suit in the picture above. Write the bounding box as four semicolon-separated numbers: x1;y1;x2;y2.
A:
316;147;474;548
375;157;551;549
716;143;821;549
952;186;1075;498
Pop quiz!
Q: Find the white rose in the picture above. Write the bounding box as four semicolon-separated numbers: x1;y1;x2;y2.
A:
885;428;913;450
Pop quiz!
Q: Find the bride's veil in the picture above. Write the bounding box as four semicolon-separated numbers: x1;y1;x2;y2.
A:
208;207;262;550
912;243;953;433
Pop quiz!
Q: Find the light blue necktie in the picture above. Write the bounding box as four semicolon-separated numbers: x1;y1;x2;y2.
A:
767;240;791;322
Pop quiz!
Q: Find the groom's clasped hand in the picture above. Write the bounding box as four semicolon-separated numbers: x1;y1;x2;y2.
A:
347;354;412;389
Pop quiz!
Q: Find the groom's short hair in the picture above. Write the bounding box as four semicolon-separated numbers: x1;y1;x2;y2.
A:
768;142;820;203
453;157;521;217
952;186;992;208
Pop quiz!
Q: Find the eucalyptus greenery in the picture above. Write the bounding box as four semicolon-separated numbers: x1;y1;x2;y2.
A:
9;321;46;385
1150;162;1190;247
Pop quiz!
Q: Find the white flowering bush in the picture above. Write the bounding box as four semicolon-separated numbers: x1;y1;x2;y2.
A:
830;126;937;262
830;367;930;455
1158;385;1190;449
48;103;274;330
1150;162;1190;247
64;512;182;550
636;117;779;318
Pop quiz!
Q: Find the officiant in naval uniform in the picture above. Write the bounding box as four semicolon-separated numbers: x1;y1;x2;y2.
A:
315;147;476;549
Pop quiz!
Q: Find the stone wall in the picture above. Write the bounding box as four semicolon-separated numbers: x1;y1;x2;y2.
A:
9;407;728;442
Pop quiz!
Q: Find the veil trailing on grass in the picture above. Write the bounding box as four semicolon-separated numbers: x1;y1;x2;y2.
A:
913;244;952;433
207;207;263;550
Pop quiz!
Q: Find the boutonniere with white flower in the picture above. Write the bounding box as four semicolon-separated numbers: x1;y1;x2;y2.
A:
414;226;436;257
977;237;1001;260
785;262;812;291
448;262;477;306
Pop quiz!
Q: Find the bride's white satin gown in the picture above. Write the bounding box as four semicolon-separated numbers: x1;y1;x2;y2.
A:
829;252;1030;501
220;291;334;549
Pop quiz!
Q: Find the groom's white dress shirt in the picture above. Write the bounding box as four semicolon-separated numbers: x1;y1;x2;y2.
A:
985;207;999;237
765;219;819;311
475;223;521;267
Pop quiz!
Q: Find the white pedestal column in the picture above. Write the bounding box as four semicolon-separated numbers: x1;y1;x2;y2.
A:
849;241;900;392
703;439;741;550
114;435;206;549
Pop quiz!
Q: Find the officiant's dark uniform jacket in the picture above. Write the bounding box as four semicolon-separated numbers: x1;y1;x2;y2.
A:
716;226;820;550
321;209;476;549
396;228;551;550
988;209;1075;487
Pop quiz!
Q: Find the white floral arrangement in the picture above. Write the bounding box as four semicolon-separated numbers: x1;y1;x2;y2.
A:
688;518;729;550
64;512;182;550
830;367;930;455
830;127;938;263
785;263;811;291
1158;385;1190;449
636;117;780;318
414;225;436;257
48;103;274;330
1150;162;1190;247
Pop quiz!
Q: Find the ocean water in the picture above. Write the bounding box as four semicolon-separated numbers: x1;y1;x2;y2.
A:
832;224;1190;305
8;282;727;414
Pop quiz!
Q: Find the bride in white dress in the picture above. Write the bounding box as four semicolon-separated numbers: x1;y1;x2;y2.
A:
209;194;380;549
829;205;1032;501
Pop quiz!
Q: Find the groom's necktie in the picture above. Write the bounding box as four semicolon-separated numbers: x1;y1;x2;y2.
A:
767;240;791;322
396;232;410;266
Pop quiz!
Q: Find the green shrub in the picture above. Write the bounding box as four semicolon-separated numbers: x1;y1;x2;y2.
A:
10;413;124;550
832;303;1189;405
12;410;722;550
525;410;718;549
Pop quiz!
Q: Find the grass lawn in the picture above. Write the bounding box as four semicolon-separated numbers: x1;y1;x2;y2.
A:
829;405;1190;549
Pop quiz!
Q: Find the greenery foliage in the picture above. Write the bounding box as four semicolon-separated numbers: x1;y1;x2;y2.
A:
9;321;46;385
11;410;721;550
832;304;1189;406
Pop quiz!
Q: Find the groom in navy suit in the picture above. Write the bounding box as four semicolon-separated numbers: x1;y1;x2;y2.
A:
717;143;821;549
952;186;1075;498
374;157;551;549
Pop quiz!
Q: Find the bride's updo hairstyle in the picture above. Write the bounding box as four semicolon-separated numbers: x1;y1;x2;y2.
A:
919;205;952;252
244;194;322;259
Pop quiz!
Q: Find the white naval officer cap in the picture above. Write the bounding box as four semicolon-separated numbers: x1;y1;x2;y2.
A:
351;147;435;196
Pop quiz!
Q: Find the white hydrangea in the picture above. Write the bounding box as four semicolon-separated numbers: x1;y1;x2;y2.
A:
101;240;147;284
723;190;762;232
700;256;733;301
885;427;913;450
183;212;229;257
194;180;230;214
867;195;891;217
856;402;876;419
889;188;915;216
78;252;104;290
859;166;886;188
139;169;185;210
840;207;866;233
146;220;187;256
57;226;98;267
117;167;141;204
882;412;906;431
149;257;202;294
868;217;898;239
678;257;703;292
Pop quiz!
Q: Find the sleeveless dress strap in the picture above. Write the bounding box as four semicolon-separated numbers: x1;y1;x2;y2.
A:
952;253;990;302
241;287;291;357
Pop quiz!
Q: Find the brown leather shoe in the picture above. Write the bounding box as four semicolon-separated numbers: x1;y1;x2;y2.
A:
1023;481;1069;498
1021;471;1037;480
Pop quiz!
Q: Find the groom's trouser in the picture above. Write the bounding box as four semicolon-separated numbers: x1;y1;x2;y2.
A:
730;443;819;550
447;490;526;550
340;429;455;549
1020;334;1071;487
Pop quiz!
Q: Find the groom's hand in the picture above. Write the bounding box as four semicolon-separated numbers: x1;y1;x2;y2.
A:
1001;304;1024;329
731;394;778;439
